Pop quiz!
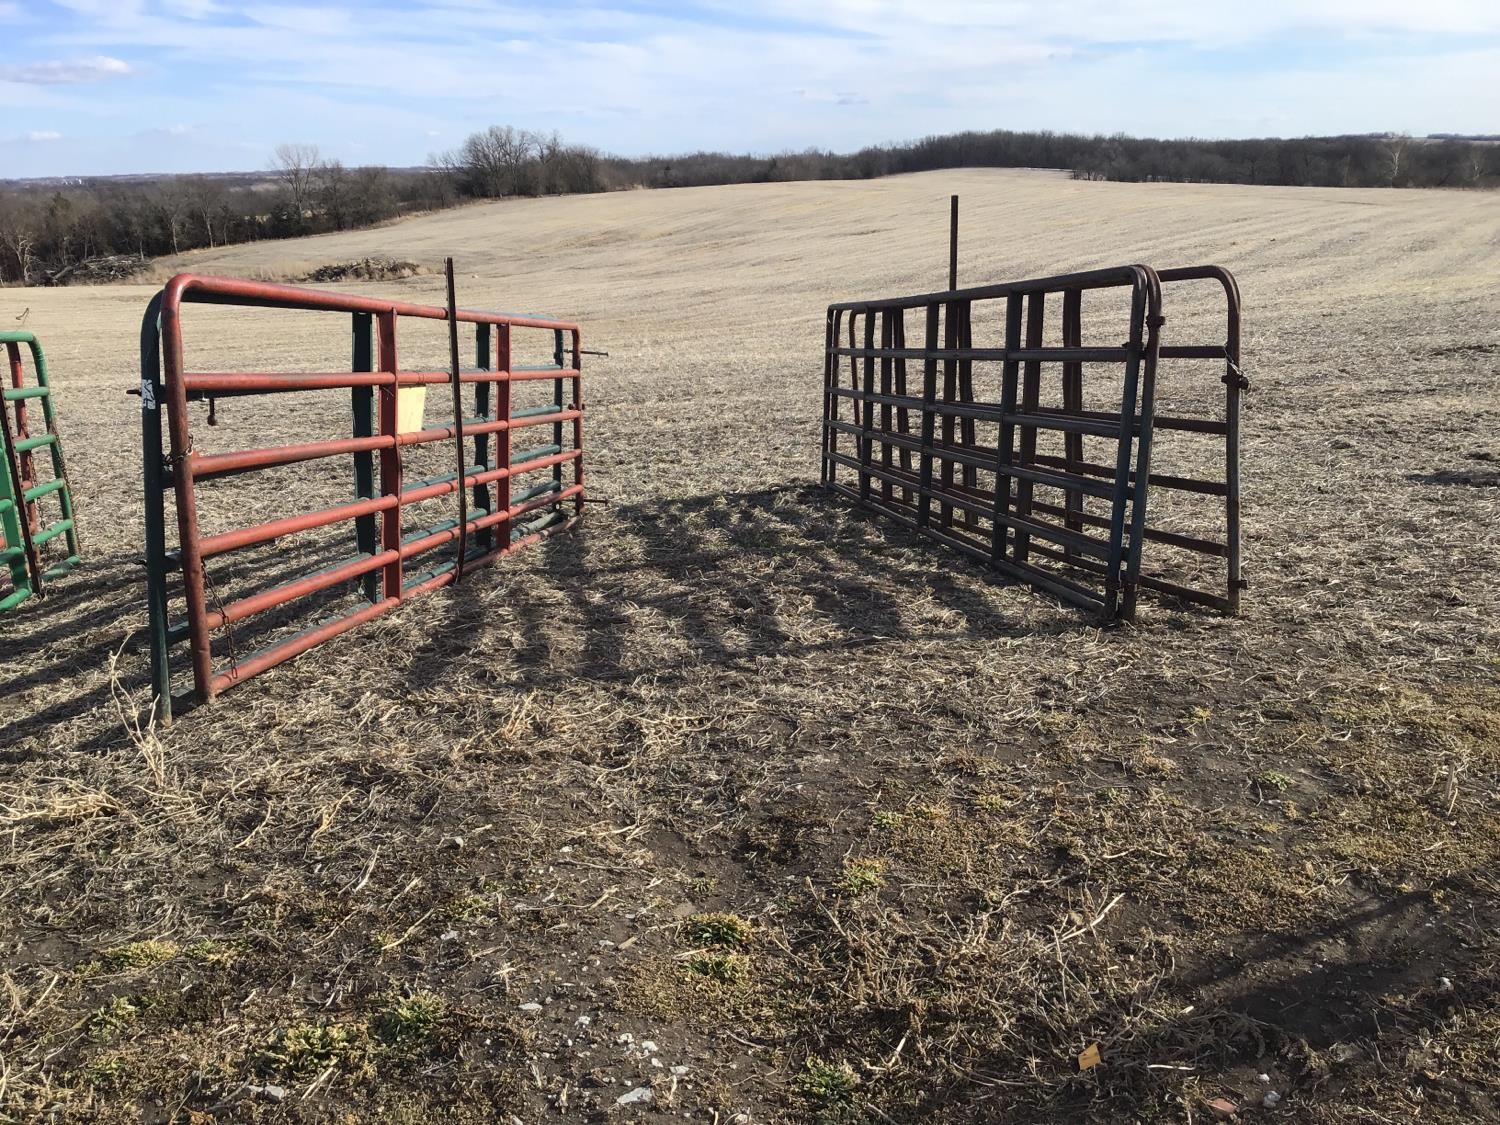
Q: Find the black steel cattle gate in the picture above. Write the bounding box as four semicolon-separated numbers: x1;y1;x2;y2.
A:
821;263;1244;621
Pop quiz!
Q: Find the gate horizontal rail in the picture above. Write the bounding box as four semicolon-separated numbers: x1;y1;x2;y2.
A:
142;273;587;718
821;262;1243;620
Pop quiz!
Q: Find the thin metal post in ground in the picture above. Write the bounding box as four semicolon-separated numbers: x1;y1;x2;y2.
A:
949;194;958;292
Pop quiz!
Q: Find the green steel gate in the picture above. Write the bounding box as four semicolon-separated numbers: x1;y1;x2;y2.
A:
1;331;81;613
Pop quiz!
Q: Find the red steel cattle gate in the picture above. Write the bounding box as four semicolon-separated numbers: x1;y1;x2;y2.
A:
141;274;586;718
822;263;1243;620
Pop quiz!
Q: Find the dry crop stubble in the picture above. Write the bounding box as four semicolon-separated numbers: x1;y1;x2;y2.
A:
1;169;1498;1122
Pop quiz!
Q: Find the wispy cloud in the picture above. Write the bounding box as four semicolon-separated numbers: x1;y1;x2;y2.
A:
0;54;133;85
25;130;64;142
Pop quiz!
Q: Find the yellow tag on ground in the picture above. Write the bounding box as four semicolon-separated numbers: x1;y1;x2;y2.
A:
1079;1043;1102;1071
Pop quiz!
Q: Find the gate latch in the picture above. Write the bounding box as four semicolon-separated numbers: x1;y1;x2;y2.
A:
1222;358;1250;391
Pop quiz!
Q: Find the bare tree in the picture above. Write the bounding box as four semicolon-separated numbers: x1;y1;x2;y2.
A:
152;180;193;255
1466;144;1491;188
1384;134;1410;187
0;196;41;284
440;126;540;198
183;176;226;247
316;159;352;230
273;143;322;221
349;165;396;226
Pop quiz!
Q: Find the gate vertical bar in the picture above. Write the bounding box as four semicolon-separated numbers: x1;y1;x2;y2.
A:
1014;294;1045;561
351;312;378;601
893;311;912;500
444;258;469;583
141;294;172;717
938;300;957;527
159;289;214;702
569;328;585;518
474;323;494;552
916;304;940;529
859;309;876;502
992;294;1023;563
956;299;976;525
1103;275;1149;620
879;310;894;505
1061;288;1084;560
821;310;836;487
497;323;513;545
552;329;565;503
376;310;402;599
1223;279;1243;614
1120;284;1162;621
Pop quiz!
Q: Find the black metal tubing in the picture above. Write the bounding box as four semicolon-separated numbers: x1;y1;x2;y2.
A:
821;262;1242;619
822;264;1166;620
1154;265;1243;614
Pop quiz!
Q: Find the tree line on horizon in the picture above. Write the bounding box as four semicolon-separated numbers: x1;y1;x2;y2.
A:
0;126;1493;286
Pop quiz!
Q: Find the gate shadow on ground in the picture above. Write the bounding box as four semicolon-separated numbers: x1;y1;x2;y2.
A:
939;879;1500;1120
401;482;1080;694
0;534;376;759
4;483;1075;754
0;553;149;760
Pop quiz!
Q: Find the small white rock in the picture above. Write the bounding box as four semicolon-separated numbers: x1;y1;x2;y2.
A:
518;1002;543;1013
576;1015;592;1027
616;1085;654;1107
1263;1091;1282;1108
617;1032;634;1045
640;1040;658;1052
671;1065;690;1076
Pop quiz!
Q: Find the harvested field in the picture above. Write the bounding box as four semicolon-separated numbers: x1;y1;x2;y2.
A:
2;168;1499;1123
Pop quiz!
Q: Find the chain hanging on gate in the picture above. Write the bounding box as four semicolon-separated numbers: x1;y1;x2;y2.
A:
445;258;469;584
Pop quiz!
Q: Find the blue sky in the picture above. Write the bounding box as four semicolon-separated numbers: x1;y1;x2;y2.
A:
3;0;1499;178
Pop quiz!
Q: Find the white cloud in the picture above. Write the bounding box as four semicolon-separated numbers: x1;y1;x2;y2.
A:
25;130;63;142
0;55;133;85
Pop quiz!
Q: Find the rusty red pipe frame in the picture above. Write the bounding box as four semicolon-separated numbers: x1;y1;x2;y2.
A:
156;272;586;704
182;369;582;395
188;409;583;480
194;447;581;560
201;484;585;632
161;273;572;331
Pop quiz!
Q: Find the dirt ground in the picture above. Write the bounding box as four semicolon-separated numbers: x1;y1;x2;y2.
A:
2;168;1499;1123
